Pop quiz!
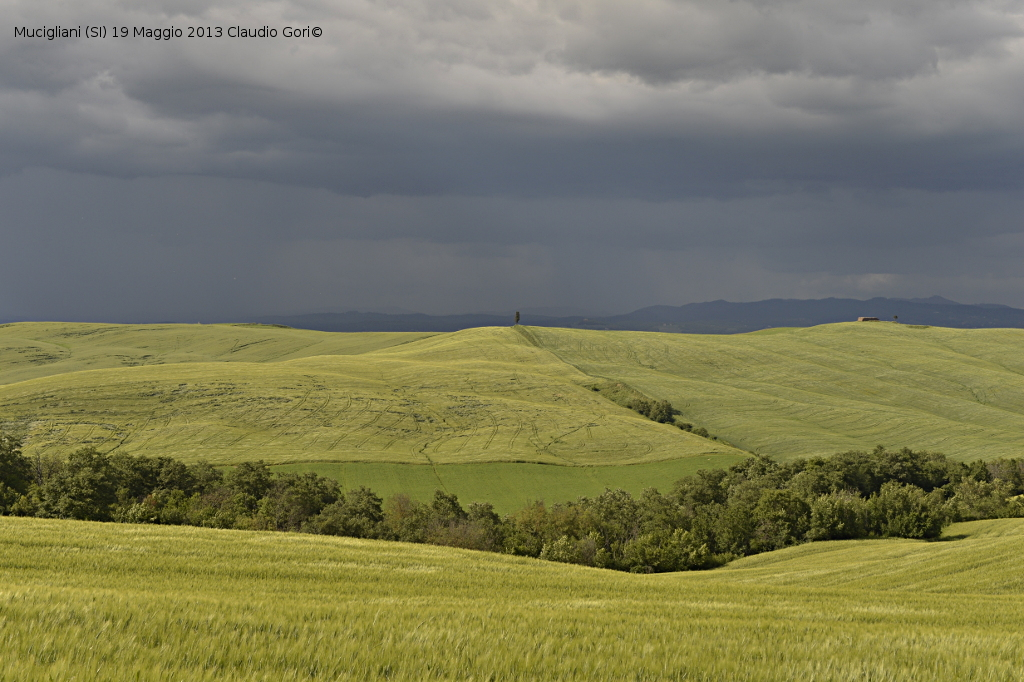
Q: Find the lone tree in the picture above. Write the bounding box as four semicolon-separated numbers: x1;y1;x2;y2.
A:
515;311;520;325
893;315;898;323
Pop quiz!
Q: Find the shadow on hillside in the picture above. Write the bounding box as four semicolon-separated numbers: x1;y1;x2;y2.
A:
934;533;970;543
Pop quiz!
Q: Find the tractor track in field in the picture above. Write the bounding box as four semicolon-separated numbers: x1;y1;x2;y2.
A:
107;415;152;453
379;411;411;451
258;383;317;449
327;395;366;451
352;401;391;449
508;414;524;450
27;420;62;457
299;389;334;449
134;409;175;451
542;421;603;465
482;411;499;451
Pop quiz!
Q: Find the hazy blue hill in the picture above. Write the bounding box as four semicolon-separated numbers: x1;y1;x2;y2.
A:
257;297;1024;333
255;310;573;332
597;297;1024;332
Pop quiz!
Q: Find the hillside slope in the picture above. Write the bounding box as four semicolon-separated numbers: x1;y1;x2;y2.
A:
531;323;1024;460
2;517;1022;680
0;324;738;466
0;322;436;386
3;321;1024;471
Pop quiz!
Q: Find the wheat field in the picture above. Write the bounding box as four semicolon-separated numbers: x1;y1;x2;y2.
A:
3;321;1024;506
1;516;1021;680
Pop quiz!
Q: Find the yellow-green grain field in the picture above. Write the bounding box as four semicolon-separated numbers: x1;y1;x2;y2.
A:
3;321;1024;506
1;516;1022;681
528;323;1024;461
0;323;743;468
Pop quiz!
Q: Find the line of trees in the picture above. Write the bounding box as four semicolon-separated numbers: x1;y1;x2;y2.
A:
588;383;718;438
2;433;1022;573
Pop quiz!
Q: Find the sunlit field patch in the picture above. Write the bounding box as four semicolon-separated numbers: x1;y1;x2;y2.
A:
3;321;1024;508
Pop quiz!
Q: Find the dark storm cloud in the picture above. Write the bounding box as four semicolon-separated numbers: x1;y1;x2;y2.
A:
3;168;1024;321
4;0;1022;194
2;0;1024;319
557;0;1020;83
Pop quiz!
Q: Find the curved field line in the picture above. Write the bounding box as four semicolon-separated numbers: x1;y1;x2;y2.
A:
67;422;99;449
90;421;128;451
331;394;354;422
425;417;459;457
441;395;482;457
481;411;499;451
527;421;544;451
224;428;253;447
508;414;524;450
217;393;268;426
107;415;152;453
352;401;391;448
79;422;98;444
268;385;315;427
379;411;411;451
355;400;388;430
296;387;334;449
326;395;364;451
406;404;450;460
177;425;208;450
135;410;174;450
271;382;332;449
402;409;428;458
352;400;388;433
245;380;316;430
541;421;602;464
152;423;190;450
198;413;232;446
26;419;59;455
302;386;331;424
449;422;474;456
257;385;316;449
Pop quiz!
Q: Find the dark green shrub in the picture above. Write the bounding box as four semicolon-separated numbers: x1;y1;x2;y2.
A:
36;447;119;521
751;489;810;552
256;472;340;531
944;478;1022;522
869;482;945;539
226;461;273;499
308;486;385;538
0;434;32;508
807;491;869;540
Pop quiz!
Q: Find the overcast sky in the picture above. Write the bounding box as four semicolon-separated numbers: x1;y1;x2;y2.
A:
3;0;1023;321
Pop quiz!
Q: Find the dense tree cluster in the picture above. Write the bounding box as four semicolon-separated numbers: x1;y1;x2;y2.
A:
625;397;676;424
1;434;1022;573
589;384;717;438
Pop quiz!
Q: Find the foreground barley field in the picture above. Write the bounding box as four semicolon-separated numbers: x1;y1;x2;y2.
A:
1;517;1022;681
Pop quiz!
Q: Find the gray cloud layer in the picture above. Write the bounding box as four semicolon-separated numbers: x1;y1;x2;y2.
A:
2;0;1023;318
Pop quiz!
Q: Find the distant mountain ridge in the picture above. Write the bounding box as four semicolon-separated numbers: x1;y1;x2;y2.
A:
257;297;1024;334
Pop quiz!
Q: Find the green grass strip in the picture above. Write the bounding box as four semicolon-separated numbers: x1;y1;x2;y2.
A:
272;453;748;513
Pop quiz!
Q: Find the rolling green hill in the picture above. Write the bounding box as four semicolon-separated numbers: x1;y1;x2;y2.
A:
0;322;436;386
0;324;736;468
529;322;1024;461
2;516;1022;680
2;321;1024;506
